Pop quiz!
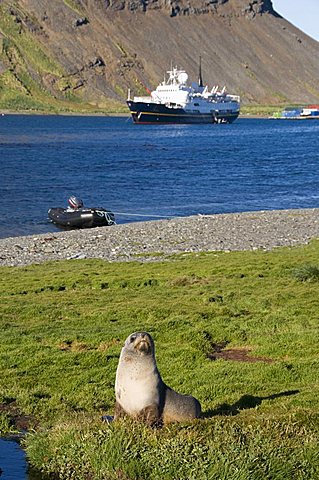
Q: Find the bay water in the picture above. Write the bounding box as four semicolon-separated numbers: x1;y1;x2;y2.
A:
1;115;319;239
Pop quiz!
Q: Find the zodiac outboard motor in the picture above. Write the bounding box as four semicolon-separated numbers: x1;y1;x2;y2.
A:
68;196;84;210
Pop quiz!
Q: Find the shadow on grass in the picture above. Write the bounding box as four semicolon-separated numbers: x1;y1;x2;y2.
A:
203;390;300;418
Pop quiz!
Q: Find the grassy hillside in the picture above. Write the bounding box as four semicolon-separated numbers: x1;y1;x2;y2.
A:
0;3;125;113
0;242;318;478
1;0;319;113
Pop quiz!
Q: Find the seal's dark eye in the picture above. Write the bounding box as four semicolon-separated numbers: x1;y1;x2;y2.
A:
130;335;136;343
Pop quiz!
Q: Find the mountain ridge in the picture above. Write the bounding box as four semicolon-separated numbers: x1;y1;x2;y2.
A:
0;0;318;112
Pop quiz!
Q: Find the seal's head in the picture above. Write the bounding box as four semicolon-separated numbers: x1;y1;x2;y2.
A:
124;331;155;356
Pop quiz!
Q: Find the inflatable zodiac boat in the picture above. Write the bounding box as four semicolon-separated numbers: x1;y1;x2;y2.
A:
48;196;115;230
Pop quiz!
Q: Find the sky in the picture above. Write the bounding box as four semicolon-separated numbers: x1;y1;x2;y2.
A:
272;0;319;42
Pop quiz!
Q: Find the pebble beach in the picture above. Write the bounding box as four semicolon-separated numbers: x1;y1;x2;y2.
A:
0;208;319;267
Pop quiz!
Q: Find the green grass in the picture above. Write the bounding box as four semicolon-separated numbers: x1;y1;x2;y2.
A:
240;104;299;117
0;242;319;479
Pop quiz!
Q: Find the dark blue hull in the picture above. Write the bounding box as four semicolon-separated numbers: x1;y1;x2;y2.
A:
127;101;239;124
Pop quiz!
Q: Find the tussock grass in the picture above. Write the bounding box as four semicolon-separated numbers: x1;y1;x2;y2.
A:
293;264;319;282
25;414;319;480
1;241;319;478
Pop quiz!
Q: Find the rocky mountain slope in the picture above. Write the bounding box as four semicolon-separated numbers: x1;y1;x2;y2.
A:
0;0;318;112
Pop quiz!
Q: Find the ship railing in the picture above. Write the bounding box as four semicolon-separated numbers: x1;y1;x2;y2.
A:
226;94;240;102
133;95;156;103
206;93;240;102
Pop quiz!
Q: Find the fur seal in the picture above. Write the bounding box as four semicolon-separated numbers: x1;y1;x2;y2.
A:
114;331;201;425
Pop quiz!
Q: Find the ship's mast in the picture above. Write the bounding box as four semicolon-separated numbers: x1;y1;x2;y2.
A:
198;56;204;88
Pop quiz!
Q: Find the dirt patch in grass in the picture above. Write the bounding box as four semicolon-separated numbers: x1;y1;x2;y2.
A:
208;342;273;363
0;400;38;431
58;340;91;352
98;339;121;351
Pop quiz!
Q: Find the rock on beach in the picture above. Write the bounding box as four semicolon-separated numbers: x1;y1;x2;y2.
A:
0;209;319;267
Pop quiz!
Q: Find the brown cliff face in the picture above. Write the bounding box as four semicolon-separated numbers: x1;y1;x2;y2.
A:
0;0;318;110
95;0;275;17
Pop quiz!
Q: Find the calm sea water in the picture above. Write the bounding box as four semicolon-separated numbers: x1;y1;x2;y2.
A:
0;114;319;239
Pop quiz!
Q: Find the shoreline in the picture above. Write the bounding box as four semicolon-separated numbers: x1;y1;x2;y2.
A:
0;110;128;117
1;109;272;119
1;208;319;267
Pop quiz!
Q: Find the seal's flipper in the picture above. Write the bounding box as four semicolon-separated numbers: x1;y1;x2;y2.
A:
138;404;161;427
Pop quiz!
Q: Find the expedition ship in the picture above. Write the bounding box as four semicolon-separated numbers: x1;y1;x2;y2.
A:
127;63;240;124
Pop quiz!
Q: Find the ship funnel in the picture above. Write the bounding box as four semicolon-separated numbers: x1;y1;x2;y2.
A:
198;56;204;88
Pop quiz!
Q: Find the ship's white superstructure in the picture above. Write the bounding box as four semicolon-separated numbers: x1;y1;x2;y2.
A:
127;64;240;124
